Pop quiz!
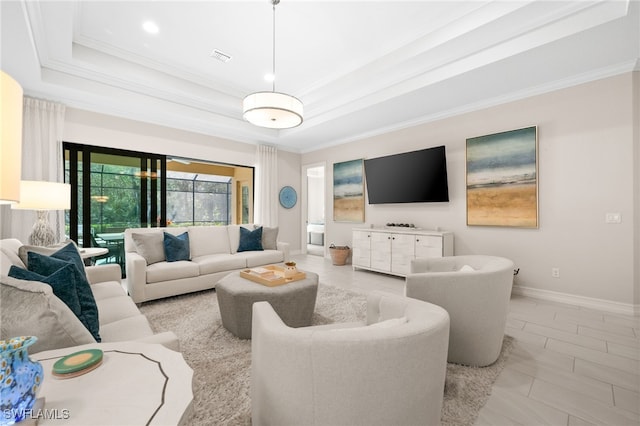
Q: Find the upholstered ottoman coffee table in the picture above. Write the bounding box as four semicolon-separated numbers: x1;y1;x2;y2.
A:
216;270;319;339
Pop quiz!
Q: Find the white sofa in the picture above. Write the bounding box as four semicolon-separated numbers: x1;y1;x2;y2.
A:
251;290;450;426
406;255;514;367
0;238;179;354
124;225;290;304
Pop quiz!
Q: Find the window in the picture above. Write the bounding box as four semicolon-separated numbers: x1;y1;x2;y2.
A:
165;157;254;226
166;172;231;226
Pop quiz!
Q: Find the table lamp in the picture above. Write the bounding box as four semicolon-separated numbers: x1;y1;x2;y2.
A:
11;180;71;246
0;71;23;204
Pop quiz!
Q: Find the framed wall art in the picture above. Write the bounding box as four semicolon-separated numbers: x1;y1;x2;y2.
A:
466;126;538;228
333;159;365;223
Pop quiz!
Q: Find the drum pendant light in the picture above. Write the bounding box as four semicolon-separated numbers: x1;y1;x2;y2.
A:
243;0;303;129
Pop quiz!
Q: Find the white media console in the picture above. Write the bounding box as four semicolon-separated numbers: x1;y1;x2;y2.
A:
352;227;454;277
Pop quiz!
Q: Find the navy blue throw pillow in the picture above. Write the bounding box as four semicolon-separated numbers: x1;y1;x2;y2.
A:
50;242;87;278
9;264;83;318
238;226;264;252
26;251;101;342
164;232;190;262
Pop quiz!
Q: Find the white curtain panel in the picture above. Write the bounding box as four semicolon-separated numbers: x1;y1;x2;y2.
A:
0;97;66;242
255;144;278;227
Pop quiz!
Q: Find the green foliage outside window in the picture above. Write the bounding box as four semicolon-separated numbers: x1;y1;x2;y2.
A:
65;160;233;236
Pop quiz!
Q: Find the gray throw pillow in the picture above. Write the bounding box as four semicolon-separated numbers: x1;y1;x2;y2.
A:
131;232;165;265
261;226;279;250
18;239;80;268
0;276;95;353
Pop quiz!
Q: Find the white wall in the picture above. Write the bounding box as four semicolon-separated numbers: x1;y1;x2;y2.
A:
64;109;257;166
276;149;302;248
58;73;638;310
302;73;638;310
633;71;640;309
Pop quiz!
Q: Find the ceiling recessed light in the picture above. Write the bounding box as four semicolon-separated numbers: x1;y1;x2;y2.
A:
143;21;159;34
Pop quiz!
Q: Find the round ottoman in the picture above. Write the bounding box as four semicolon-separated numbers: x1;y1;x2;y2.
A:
216;270;319;339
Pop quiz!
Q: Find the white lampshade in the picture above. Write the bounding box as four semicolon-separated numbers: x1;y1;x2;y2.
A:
0;71;24;204
243;91;303;129
11;180;71;210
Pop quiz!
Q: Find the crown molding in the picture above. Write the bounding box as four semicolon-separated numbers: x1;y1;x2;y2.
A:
300;60;638;154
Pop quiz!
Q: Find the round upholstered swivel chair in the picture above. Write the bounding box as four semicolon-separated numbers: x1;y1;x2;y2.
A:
405;255;514;367
251;291;450;426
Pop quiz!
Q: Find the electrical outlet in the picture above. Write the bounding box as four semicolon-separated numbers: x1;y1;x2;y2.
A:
605;213;621;224
551;268;560;278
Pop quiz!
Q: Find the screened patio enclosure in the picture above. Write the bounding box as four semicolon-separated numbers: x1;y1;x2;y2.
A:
64;143;254;274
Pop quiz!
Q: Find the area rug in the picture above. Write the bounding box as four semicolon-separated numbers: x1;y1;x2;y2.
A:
140;284;513;426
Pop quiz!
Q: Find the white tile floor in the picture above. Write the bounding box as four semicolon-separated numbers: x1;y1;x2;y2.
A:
291;254;640;426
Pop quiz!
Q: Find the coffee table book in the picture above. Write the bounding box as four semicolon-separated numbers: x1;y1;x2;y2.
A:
240;265;306;287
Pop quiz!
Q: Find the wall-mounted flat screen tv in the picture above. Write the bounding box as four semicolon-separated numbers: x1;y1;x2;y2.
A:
364;145;449;204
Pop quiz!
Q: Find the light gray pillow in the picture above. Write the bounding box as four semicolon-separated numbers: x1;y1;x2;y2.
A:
0;276;95;353
18;239;80;268
260;226;279;250
131;232;165;265
2;248;25;271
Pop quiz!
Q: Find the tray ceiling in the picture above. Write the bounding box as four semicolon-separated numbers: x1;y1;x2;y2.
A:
2;1;638;152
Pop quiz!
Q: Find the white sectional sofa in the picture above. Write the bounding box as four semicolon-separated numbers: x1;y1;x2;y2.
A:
124;225;290;304
0;238;179;354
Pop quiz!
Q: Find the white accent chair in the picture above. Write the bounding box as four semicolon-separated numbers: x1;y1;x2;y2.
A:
251;290;450;426
405;255;514;367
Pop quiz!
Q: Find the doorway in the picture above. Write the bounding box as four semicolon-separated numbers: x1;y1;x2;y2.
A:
303;164;325;256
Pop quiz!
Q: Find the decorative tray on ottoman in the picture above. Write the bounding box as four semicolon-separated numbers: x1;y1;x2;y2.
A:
240;265;306;287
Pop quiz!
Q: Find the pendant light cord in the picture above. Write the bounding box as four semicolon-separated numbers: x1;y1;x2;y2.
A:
272;0;277;93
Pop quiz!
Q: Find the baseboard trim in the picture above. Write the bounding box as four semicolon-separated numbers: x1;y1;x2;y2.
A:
512;285;639;316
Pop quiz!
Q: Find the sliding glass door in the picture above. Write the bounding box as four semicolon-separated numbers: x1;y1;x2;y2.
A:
64;143;165;271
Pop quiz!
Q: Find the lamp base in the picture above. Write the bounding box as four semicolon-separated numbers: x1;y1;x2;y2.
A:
28;210;56;247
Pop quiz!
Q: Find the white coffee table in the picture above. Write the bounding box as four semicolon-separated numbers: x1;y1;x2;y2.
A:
32;342;193;425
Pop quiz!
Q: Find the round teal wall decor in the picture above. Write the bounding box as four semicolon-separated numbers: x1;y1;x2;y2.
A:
279;186;297;209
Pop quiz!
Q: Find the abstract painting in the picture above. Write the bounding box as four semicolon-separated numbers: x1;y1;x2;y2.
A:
466;126;538;228
333;159;365;222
